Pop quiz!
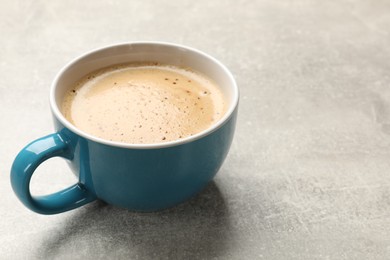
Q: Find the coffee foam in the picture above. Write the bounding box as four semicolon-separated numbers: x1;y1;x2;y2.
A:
62;63;226;144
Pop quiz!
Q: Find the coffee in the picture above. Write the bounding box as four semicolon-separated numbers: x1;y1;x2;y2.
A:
62;63;226;144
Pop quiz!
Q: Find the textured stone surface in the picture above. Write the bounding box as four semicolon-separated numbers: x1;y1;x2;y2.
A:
2;0;390;259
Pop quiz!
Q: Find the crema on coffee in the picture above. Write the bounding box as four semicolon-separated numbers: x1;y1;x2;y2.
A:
62;63;226;144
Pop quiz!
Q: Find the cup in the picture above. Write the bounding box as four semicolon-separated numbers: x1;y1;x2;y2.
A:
10;42;239;214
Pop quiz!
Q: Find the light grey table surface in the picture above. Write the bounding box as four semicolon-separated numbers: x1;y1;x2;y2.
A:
2;0;390;259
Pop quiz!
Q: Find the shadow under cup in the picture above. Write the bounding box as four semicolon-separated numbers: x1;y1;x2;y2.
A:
11;42;239;215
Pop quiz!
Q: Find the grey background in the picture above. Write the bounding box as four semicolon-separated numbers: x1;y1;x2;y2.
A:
1;0;390;259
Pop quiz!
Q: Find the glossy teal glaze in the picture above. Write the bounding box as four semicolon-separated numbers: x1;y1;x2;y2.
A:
10;134;96;214
10;108;237;214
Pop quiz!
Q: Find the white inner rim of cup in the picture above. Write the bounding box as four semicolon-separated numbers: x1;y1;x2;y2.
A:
50;41;239;149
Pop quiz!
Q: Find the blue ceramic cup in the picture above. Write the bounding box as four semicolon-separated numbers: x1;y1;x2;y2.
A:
10;42;239;215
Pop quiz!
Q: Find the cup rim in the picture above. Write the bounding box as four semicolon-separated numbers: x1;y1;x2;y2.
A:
50;41;239;149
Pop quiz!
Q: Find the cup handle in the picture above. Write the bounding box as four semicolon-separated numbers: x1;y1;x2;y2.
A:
10;133;96;214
